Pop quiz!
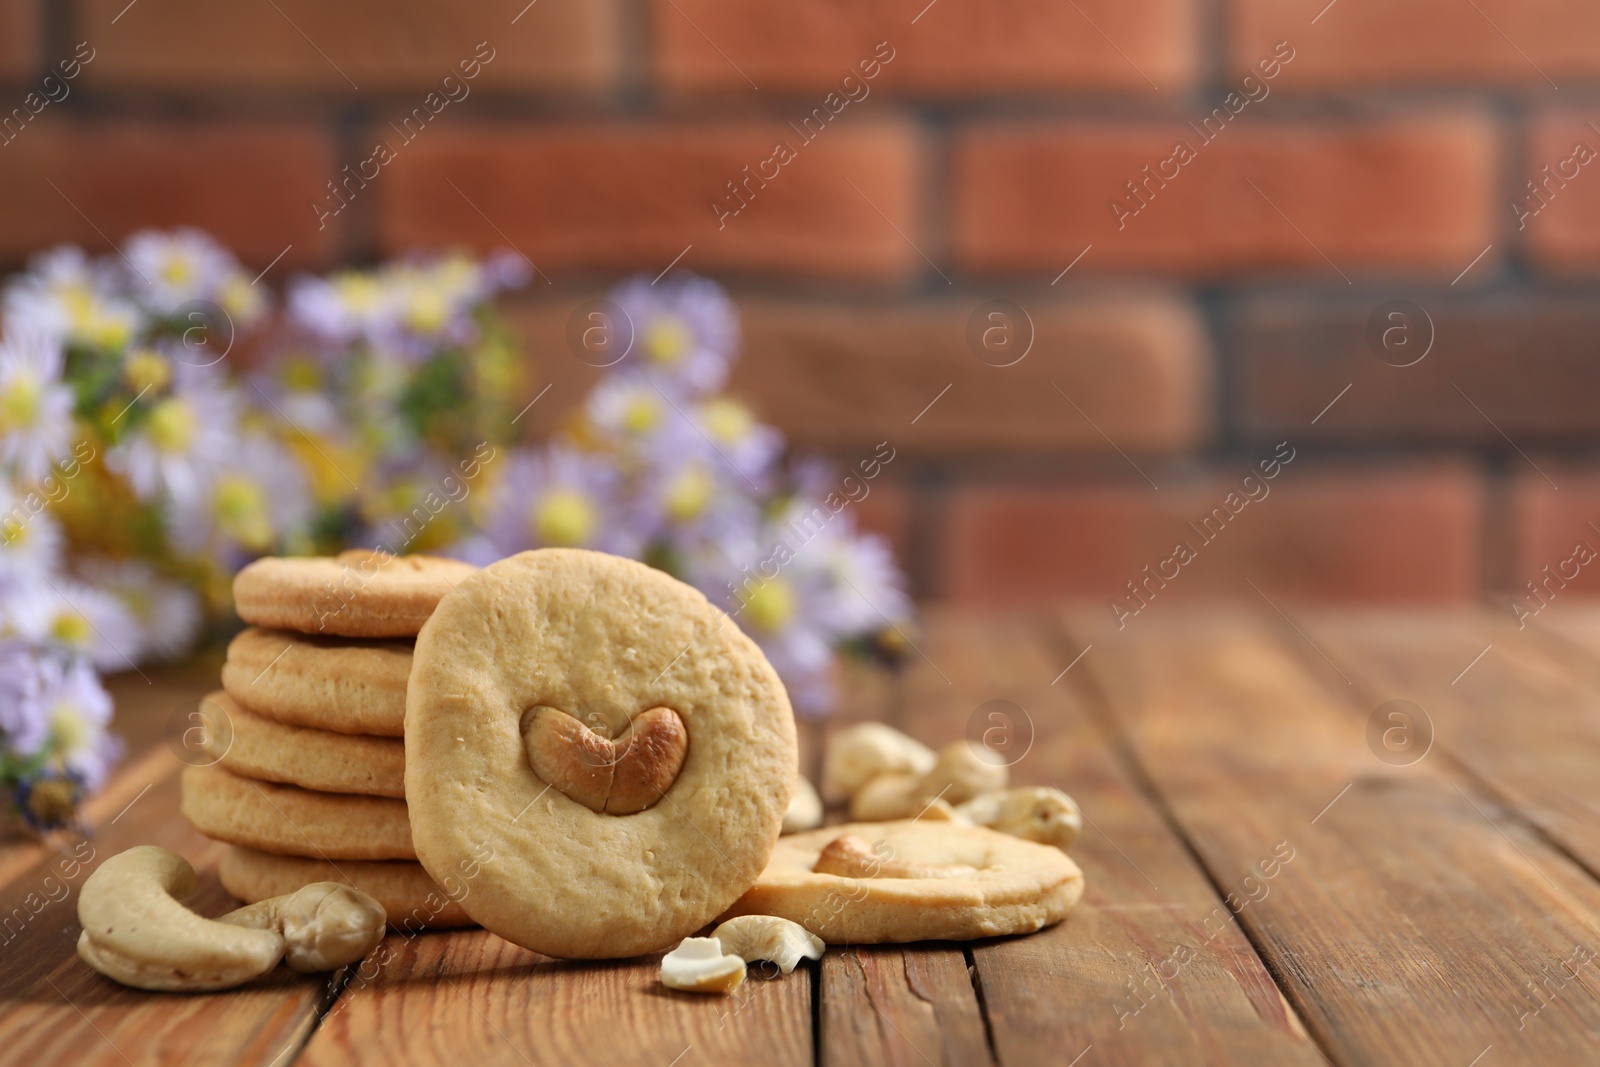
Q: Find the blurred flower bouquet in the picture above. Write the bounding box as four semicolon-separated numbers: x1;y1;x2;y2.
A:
0;228;910;833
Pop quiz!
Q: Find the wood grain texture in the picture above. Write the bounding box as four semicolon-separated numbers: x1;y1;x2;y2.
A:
1304;605;1600;879
1070;608;1600;1066
906;609;1325;1066
820;946;993;1067
300;928;812;1067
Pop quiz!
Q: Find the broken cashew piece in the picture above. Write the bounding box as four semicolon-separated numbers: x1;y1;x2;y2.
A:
957;787;1082;851
660;936;746;994
849;772;920;821
782;776;823;834
711;915;824;974
77;845;386;991
821;723;935;803
813;834;977;880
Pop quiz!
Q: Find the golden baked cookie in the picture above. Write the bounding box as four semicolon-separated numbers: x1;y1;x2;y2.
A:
721;820;1084;943
200;690;405;798
181;764;415;861
219;846;475;930
222;627;411;737
406;548;797;959
233;549;477;638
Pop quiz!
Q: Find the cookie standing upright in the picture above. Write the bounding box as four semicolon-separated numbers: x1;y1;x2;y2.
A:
233;550;476;638
405;548;799;959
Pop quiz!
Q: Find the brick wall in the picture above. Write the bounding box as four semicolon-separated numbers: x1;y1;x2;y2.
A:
3;0;1598;614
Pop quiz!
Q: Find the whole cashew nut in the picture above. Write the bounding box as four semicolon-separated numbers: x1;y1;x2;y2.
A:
956;787;1082;851
847;741;1010;821
812;834;976;880
821;724;935;803
77;846;387;991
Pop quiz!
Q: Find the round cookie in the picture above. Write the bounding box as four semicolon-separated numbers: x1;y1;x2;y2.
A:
234;549;477;638
181;764;415;861
222;627;411;737
405;548;797;959
201;690;405;798
220;847;474;930
721;821;1084;943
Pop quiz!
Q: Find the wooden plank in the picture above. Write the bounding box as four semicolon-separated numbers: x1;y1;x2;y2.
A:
299;928;812;1067
1069;607;1600;1066
1301;605;1600;880
896;609;1325;1067
0;753;337;1067
820;946;993;1067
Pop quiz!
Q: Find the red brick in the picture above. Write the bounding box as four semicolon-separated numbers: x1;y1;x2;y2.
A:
952;114;1497;277
1231;0;1600;89
379;122;922;280
76;0;615;92
732;295;1209;454
1232;294;1600;446
653;0;1196;94
0;0;37;82
1509;466;1600;603
944;462;1481;606
499;291;1209;454
1521;111;1600;271
0;121;335;269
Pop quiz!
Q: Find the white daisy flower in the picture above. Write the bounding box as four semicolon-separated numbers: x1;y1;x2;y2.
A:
4;575;141;672
0;473;65;571
585;376;671;443
690;395;782;487
0;329;77;483
125;227;238;316
480;446;639;558
288;269;403;348
0;638;50;757
167;431;312;565
76;557;202;664
2;245;140;351
107;364;238;505
36;655;118;790
610;274;738;396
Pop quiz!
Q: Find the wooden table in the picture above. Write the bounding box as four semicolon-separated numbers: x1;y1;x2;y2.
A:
6;603;1600;1066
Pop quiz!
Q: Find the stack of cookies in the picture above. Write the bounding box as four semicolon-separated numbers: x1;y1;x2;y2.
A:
179;550;481;931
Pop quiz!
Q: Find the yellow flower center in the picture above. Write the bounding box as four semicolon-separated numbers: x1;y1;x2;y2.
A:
213;474;274;550
405;290;449;334
664;466;713;522
0;373;42;430
219;276;264;322
700;397;753;444
742;578;796;634
282;356;323;393
336;274;384;313
124;350;172;394
162;257;194;287
533;489;596;547
146;397;197;453
51;611;92;649
644;317;690;366
50;703;90;754
622;395;661;435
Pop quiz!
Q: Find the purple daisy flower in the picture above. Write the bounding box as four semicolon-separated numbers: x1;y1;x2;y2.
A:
608;274;738;397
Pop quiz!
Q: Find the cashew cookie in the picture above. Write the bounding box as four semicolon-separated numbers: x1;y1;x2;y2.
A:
222;626;412;737
405;549;797;959
234;550;477;638
721;821;1084;943
220;846;475;930
200;690;405;798
182;764;415;860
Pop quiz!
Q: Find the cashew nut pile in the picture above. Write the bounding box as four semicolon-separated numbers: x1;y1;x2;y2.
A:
820;724;1082;850
77;846;387;991
659;915;824;994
